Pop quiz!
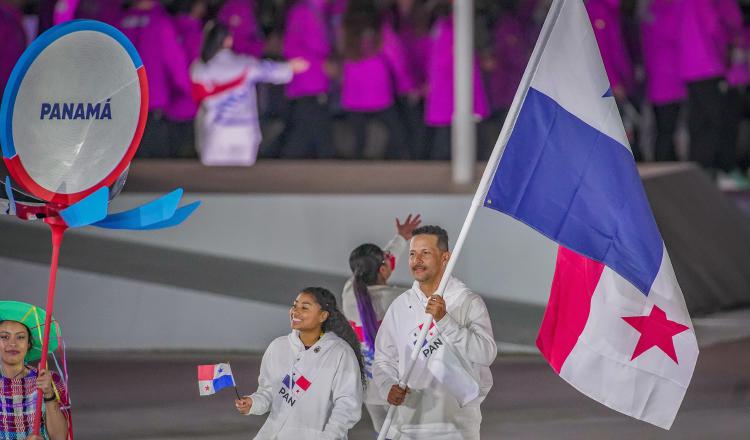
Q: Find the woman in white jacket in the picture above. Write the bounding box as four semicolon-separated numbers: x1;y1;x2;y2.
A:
341;214;420;432
235;287;365;439
191;22;309;166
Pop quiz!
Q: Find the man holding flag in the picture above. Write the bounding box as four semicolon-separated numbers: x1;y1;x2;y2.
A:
376;0;697;434
373;225;497;439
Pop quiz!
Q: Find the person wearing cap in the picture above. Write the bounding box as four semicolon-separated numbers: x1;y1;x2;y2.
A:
0;301;70;440
341;213;421;432
373;225;496;439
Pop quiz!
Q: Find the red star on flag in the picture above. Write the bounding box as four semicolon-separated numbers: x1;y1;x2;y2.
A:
622;305;689;363
204;385;210;391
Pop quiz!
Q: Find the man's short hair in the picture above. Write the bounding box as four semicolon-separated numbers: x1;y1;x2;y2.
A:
412;225;449;251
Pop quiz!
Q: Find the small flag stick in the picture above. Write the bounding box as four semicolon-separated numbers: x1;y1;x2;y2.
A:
226;362;242;400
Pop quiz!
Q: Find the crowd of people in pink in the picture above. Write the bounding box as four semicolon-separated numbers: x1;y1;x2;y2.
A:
1;0;749;186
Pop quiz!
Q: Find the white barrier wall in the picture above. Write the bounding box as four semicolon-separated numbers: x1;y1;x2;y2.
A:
0;193;557;351
81;193;558;305
0;257;292;351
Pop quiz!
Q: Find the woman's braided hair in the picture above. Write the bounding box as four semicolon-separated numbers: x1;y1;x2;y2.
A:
302;287;367;387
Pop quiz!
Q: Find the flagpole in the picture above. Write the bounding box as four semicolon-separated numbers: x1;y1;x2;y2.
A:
376;1;566;438
33;222;66;436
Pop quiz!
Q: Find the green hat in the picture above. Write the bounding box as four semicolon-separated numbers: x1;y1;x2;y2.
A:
0;301;60;362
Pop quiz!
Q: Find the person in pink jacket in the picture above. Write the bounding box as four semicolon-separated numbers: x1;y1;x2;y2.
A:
424;9;490;160
166;0;209;159
722;4;750;188
340;0;417;159
53;0;79;24
640;0;686;162
281;0;336;158
678;0;742;174
585;0;635;98
488;1;533;122
119;0;193;158
585;0;645;161
0;0;26;95
218;0;264;58
74;0;123;25
387;0;432;159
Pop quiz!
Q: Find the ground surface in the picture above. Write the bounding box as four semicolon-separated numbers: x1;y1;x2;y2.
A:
68;337;750;440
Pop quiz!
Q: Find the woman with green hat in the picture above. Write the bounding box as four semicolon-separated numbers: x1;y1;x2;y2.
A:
0;301;70;440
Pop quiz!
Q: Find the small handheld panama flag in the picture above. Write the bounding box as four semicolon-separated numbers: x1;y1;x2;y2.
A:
480;0;699;429
198;363;237;396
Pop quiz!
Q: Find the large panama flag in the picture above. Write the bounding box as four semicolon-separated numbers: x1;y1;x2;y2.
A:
481;0;699;429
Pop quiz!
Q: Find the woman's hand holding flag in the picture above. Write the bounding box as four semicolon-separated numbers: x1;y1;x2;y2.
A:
235;396;253;415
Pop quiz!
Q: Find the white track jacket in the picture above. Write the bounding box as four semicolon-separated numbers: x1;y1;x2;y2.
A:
191;49;293;166
341;234;408;429
373;277;497;439
248;331;363;439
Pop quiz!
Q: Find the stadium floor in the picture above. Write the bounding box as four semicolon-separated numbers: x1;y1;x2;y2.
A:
69;336;750;439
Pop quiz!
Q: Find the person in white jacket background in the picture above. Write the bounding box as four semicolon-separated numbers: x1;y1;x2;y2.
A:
341;213;421;432
373;225;497;440
190;21;309;166
235;287;364;439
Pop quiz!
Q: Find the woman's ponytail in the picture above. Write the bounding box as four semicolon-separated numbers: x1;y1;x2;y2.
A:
349;244;385;352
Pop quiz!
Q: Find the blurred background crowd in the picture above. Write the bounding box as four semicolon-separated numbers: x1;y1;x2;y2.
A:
2;0;750;189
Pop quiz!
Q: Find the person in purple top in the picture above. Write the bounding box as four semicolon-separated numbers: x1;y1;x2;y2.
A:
53;0;79;25
340;0;417;159
585;0;634;99
678;0;742;175
166;0;209;159
119;0;193;158
390;0;431;88
488;0;533;126
721;1;750;188
424;4;490;160
640;0;686;162
387;0;432;159
74;0;123;26
218;0;264;58
173;0;206;63
0;0;26;95
586;0;645;161
281;0;336;159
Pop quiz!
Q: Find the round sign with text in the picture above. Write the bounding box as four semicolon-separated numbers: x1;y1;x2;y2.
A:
0;20;148;205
